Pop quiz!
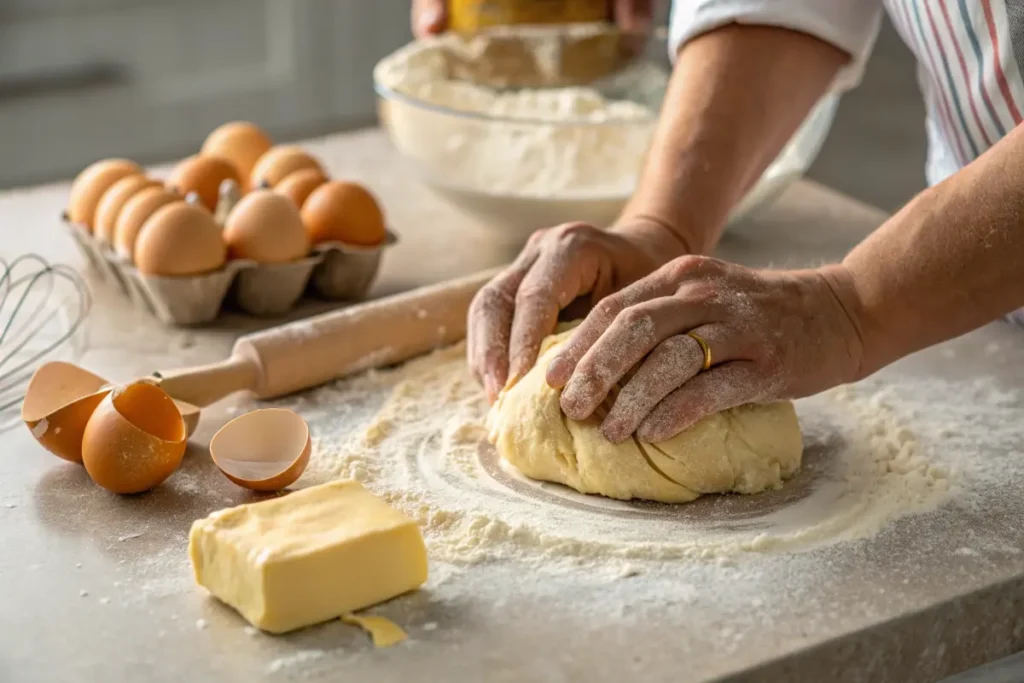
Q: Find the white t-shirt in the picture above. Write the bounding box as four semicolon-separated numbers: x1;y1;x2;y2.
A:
670;0;1024;186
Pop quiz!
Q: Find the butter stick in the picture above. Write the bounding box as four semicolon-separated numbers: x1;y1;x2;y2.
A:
188;480;428;634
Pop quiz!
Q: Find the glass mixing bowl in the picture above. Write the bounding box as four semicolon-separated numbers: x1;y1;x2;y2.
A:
374;24;839;242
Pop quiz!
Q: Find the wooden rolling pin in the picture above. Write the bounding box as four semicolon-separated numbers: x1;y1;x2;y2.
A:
154;268;498;407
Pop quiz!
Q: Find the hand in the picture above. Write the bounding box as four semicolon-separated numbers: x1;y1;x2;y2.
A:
467;218;689;402
411;0;654;38
411;0;446;38
545;256;865;443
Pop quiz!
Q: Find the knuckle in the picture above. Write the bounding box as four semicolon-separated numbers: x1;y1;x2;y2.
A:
617;305;652;331
515;284;548;308
592;296;623;322
663;254;718;281
552;221;596;248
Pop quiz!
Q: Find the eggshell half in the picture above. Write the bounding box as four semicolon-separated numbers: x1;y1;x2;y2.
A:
250;146;324;189
22;362;111;464
209;408;310;491
223;190;310;263
67;159;143;230
94;175;161;245
135;202;227;276
81;382;186;494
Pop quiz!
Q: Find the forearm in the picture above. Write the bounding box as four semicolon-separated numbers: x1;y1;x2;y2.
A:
840;124;1024;377
620;24;848;254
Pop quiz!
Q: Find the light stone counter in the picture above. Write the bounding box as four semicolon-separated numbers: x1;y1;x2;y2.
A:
1;128;1022;683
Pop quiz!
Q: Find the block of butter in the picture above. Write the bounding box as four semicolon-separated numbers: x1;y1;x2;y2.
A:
188;480;428;634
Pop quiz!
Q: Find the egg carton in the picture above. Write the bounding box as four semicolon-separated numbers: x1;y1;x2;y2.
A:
64;222;398;325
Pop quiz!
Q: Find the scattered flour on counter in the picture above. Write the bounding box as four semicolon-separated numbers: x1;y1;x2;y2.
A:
373;29;666;200
277;342;1005;570
266;650;326;675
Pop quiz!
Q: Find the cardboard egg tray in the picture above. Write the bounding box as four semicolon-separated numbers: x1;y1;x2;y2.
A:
65;222;398;326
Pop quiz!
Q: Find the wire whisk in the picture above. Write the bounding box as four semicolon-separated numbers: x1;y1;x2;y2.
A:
0;255;91;432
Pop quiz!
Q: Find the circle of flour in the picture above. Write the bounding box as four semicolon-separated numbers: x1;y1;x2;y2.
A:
286;344;958;568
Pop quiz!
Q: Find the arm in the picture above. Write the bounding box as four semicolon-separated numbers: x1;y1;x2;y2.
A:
618;24;850;255
837;124;1024;378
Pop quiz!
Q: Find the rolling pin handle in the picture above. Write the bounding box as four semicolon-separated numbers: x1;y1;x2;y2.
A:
154;354;261;408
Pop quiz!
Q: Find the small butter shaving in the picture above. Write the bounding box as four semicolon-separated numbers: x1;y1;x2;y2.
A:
341;613;407;648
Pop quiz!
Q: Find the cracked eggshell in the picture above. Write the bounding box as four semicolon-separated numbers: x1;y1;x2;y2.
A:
81;381;186;494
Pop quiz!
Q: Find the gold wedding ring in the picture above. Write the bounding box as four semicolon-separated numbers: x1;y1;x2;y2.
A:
686;331;712;371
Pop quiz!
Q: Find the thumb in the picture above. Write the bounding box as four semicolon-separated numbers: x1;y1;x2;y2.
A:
412;0;448;38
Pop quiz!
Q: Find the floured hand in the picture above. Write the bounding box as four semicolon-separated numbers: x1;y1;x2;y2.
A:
467;218;687;402
545;256;865;443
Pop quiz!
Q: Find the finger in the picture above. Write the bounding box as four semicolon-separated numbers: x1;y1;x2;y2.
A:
468;251;537;401
601;324;738;443
637;361;764;443
412;0;447;38
546;265;676;389
506;249;584;384
559;286;727;421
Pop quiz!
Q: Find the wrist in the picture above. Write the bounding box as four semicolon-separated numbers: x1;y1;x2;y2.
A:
812;263;869;383
611;213;700;263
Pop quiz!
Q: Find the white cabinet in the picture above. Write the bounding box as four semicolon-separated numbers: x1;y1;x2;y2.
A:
0;0;412;188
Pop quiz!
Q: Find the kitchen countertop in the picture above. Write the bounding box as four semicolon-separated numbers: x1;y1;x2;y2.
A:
2;128;1023;683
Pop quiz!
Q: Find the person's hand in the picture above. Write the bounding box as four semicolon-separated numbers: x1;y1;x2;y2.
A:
467;218;689;403
411;0;446;38
545;256;866;443
411;0;654;39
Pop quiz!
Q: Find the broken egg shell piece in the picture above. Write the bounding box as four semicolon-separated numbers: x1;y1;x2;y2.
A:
81;381;187;495
175;400;201;439
209;408;310;492
22;361;112;463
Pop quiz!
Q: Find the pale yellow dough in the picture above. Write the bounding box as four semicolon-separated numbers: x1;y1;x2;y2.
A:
487;330;803;503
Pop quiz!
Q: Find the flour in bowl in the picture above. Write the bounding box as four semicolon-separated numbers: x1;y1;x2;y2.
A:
373;27;666;200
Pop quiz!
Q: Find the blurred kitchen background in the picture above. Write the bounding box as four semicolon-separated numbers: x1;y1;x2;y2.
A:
0;1;924;213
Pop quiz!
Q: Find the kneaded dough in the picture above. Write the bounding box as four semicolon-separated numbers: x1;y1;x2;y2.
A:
487;330;803;503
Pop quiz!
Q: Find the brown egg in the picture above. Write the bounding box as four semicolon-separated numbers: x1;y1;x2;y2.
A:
165;155;241;211
200;121;272;191
275;168;328;208
301;181;387;247
135;202;227;276
250;146;324;189
93;175;162;245
113;187;181;260
223;189;309;263
81;381;186;494
67;159;143;230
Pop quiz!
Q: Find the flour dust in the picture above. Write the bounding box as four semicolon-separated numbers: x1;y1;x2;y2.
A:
279;342;972;570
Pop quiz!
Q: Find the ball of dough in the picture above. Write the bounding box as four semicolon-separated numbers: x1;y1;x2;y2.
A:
487;330;803;504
